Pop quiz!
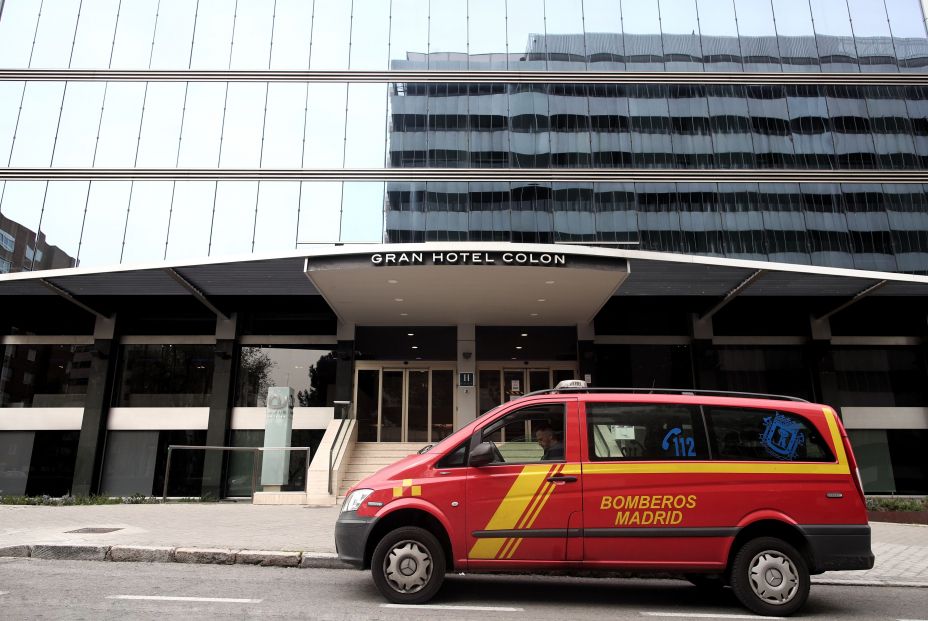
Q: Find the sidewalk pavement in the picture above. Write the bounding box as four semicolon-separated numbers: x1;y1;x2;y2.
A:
1;503;926;586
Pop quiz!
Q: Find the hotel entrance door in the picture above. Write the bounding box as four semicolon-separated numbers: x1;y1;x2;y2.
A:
355;366;455;442
477;366;576;414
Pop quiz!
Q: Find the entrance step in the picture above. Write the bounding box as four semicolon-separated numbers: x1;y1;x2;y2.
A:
338;442;428;497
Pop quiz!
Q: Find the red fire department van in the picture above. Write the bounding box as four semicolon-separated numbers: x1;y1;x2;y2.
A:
335;383;873;616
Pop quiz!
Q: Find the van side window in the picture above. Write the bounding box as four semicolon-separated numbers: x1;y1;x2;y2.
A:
436;441;469;468
586;403;708;461
704;406;834;462
480;403;566;463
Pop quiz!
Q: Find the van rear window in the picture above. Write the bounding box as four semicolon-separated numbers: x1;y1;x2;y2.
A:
586;403;708;461
704;406;834;462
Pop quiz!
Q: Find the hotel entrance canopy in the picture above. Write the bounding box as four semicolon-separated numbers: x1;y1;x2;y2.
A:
1;243;927;324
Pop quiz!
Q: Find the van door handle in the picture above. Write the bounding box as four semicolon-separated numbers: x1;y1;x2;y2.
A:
546;475;577;483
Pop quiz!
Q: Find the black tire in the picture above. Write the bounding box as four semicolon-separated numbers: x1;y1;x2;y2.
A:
370;526;446;604
730;537;810;617
685;573;726;591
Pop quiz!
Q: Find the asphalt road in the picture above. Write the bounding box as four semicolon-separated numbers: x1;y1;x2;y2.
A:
1;558;925;620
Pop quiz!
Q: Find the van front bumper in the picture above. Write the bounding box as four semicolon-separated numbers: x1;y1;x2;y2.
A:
802;525;875;573
335;512;377;569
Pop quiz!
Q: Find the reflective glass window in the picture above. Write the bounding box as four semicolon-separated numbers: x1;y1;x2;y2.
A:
696;0;742;70
177;83;226;167
253;182;300;253
78;181;131;268
350;0;390;70
885;0;928;70
70;0;120;69
52;83;106;167
0;344;92;407
467;0;508;69
389;0;429;70
122;181;173;264
235;346;337;407
772;0;820;71
136;83;187;167
304;84;348;168
297;182;343;244
36;181;87;267
341;182;386;242
219;84;266;168
114;344;214;407
428;0;467;69
149;0;197;69
583;0;625;70
165;181;215;261
507;0;547;70
29;0;80;68
210;181;258;257
110;0;158;69
269;0;313;70
846;0;895;72
229;0;274;70
310;0;351;70
733;0;780;71
94;84;146;167
544;0;586;70
190;0;235;69
344;84;389;168
622;0;664;70
810;0;859;71
659;0;704;71
9;82;65;167
262;83;308;168
0;0;41;67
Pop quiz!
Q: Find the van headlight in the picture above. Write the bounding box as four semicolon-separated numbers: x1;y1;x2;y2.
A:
341;488;373;512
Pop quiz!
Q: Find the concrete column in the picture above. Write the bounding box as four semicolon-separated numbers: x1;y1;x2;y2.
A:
202;313;238;500
577;322;595;385
806;315;832;405
71;315;118;496
335;321;355;408
457;324;477;427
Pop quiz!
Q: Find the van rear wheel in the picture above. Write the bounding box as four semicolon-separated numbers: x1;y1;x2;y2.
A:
730;537;809;616
371;526;446;605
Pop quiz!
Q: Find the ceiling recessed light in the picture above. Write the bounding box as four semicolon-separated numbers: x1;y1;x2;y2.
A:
411;346;418;349
394;298;404;302
530;313;539;317
537;298;546;302
511;357;517;360
521;333;528;337
415;357;422;360
387;279;398;284
545;280;555;285
400;312;408;316
516;346;522;350
407;333;414;336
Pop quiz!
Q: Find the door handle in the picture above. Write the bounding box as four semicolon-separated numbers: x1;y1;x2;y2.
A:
546;475;577;483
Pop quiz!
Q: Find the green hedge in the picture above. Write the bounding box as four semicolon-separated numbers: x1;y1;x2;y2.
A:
866;496;928;512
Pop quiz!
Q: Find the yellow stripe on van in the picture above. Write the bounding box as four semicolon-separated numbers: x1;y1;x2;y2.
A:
468;464;553;560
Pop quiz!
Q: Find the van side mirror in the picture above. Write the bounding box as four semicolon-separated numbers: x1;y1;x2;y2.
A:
468;442;496;467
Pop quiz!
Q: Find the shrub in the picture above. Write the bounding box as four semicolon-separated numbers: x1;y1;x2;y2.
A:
866;496;928;512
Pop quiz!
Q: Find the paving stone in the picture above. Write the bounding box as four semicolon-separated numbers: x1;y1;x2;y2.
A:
174;547;235;565
109;545;175;563
31;545;108;561
235;550;301;567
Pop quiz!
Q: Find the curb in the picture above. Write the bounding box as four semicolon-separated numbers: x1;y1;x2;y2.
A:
0;544;352;570
1;545;924;587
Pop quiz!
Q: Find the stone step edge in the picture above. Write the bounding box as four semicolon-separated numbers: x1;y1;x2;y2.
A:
0;544;351;570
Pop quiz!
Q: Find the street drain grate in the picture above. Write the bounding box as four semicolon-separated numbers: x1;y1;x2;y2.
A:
65;527;124;534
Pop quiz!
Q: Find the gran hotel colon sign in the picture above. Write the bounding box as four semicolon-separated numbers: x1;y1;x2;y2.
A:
370;251;567;266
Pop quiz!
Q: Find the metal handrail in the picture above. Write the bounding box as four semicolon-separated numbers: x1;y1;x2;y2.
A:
161;445;312;502
328;401;354;496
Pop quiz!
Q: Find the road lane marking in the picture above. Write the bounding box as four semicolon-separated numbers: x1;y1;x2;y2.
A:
107;595;262;604
641;613;783;620
382;604;524;612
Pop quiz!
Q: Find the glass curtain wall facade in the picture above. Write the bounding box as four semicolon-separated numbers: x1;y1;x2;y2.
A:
1;1;928;271
2;1;928;497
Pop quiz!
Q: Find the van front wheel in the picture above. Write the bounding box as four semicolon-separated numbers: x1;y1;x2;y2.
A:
730;537;810;617
371;526;446;604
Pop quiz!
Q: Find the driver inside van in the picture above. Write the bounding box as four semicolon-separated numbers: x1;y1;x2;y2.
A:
535;423;564;461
